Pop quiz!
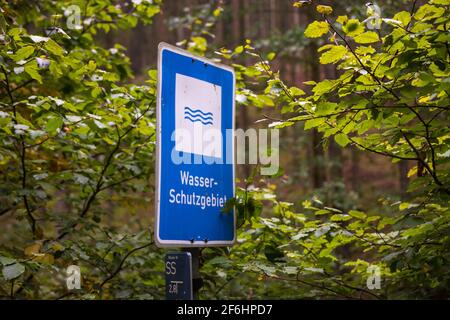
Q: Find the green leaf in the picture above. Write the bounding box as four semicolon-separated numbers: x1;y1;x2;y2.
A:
355;46;376;55
331;214;352;222
189;36;207;51
315;209;331;215
44;39;65;56
316;102;337;115
393;11;411;26
304;118;325;130
348;210;366;220
431;0;450;4
2;263;25;280
267;52;276;61
148;69;157;81
312;79;335;95
289;86;305;97
319;45;347;64
304;80;316;86
207;256;231;266
46;116;63;134
399;202;412;211
24;63;42;84
354;31;380;44
13;46;34;61
343;19;364;37
304;21;329;38
334;133;351;147
269;121;295;129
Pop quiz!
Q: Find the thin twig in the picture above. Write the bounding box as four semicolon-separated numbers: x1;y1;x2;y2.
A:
56;103;154;240
1;66;36;237
98;242;153;288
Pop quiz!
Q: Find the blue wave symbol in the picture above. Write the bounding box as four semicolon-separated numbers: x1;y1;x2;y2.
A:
185;110;213;121
184;107;213;125
184;115;213;125
185;106;213;117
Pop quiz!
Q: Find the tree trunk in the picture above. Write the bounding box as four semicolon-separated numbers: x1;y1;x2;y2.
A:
309;41;326;189
399;160;409;199
350;147;360;191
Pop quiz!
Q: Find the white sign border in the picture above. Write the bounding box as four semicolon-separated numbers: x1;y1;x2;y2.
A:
154;42;236;248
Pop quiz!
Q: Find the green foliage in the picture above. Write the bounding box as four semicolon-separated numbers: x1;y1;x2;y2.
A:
213;0;449;299
1;0;449;300
0;0;163;299
304;21;329;38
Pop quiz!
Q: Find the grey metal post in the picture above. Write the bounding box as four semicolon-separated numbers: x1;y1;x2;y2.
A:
183;247;202;300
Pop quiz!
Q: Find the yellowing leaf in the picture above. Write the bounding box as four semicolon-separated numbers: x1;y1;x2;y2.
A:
407;166;418;178
319;45;347;64
293;1;310;8
399;202;410;211
316;5;333;15
52;242;65;252
305;21;329;38
213;8;222;17
336;15;348;24
234;45;244;54
354;31;380;44
33;253;54;265
25;243;41;256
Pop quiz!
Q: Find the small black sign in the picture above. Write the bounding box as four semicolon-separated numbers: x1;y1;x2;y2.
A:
165;252;193;300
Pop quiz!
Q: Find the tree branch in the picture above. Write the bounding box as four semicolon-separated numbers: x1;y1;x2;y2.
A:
55;103;154;240
262;271;356;299
98;242;153;289
401;130;446;191
325;17;401;101
1;66;36;237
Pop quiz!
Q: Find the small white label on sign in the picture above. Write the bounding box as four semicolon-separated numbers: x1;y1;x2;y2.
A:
175;73;222;158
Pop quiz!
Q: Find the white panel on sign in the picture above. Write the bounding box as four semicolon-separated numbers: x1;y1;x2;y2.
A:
175;73;222;158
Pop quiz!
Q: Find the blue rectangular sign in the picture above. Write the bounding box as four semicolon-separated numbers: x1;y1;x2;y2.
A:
165;252;193;300
155;43;235;247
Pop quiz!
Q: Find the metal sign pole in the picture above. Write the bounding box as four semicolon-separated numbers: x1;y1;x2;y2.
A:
183;247;202;299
